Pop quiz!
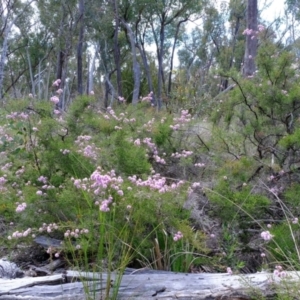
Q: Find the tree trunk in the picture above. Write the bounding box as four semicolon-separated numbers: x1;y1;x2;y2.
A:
77;0;85;95
0;0;35;99
136;37;156;105
87;44;98;94
157;19;165;109
113;0;122;98
167;19;188;96
1;268;298;299
243;0;258;77
121;19;141;104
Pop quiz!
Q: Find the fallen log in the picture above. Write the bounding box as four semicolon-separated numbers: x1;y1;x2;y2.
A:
0;269;300;300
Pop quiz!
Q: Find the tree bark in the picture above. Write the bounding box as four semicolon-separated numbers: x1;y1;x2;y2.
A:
77;0;85;95
87;44;98;94
167;18;188;96
0;0;35;99
136;32;156;105
121;19;141;104
1;268;298;299
112;0;122;98
243;0;258;77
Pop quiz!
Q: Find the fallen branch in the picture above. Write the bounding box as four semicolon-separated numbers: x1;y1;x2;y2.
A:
1;268;300;299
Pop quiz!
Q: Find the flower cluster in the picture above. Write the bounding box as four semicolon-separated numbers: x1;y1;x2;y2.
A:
128;173;184;193
50;96;59;104
52;79;61;87
171;150;193;158
123;117;136;124
8;228;33;239
142;137;166;164
194;162;205;167
170;110;192;130
0;176;7;191
60;149;70;155
15;202;27;213
46;246;61;258
72;168;124;200
140;91;153;102
75;135;99;160
191;182;201;189
91;169;123;194
6;112;29;120
38;223;59;233
38;176;47;184
261;230;274;241
134;138;141;146
273;265;287;278
50;79;62;104
242;28;255;36
95;195;113;212
106;107;120;121
173;231;183;241
15;166;25;177
143;118;155;132
1;163;12;171
292;217;298;224
64;228;89;238
242;25;265;39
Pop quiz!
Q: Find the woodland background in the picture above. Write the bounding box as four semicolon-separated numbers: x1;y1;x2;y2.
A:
1;1;300;299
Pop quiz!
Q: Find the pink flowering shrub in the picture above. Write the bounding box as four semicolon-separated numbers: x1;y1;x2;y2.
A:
1;95;208;274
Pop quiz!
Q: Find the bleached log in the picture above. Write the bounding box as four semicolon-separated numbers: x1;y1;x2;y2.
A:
0;269;300;299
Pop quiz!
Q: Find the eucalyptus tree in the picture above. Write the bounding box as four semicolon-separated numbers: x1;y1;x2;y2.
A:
177;27;211;96
286;0;300;20
77;0;85;95
5;26;54;99
37;0;81;107
243;0;257;76
83;0;123;106
111;0;123;98
0;0;35;98
118;0;143;104
142;0;205;108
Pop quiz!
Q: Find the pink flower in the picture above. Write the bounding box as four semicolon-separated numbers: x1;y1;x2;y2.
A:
16;202;27;213
226;267;233;275
173;231;183;241
261;230;274;241
50;96;59;104
117;190;124;196
273;265;287;278
52;79;61;87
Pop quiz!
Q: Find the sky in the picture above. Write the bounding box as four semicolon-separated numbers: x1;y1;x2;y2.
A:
259;0;285;22
213;0;285;23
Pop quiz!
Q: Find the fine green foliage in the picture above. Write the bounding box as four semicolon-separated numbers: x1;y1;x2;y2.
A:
1;96;209;288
